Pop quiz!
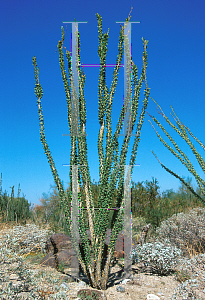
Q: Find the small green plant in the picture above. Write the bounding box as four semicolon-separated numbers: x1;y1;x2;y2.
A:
58;261;65;273
78;290;101;300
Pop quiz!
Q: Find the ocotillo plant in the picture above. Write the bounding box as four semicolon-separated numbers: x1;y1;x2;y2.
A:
148;97;205;205
32;13;150;290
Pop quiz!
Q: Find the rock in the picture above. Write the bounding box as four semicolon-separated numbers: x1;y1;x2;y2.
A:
77;288;107;299
147;294;160;300
116;286;125;292
40;228;137;274
40;223;152;277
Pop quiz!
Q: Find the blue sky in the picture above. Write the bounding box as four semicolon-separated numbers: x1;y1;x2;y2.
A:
0;0;205;211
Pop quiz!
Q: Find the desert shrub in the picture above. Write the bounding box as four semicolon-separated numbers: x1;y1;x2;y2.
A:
129;239;182;275
149;207;205;258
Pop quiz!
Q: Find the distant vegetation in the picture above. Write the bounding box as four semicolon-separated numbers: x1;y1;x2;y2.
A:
1;174;204;238
0;182;32;226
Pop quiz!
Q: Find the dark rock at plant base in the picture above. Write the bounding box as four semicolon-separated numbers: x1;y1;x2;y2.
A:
40;225;152;276
40;228;135;272
40;233;80;272
77;288;107;300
